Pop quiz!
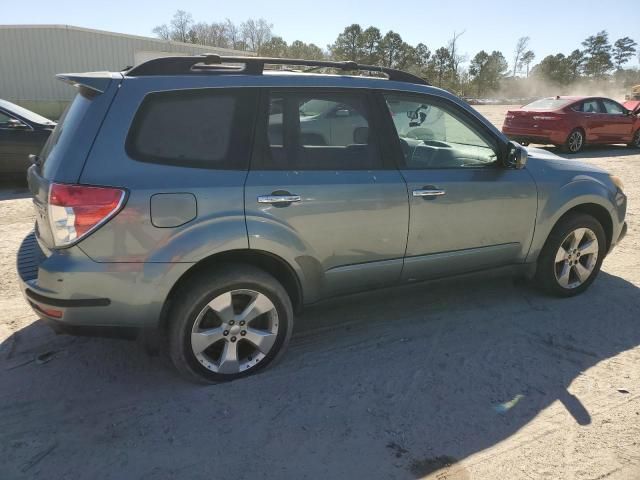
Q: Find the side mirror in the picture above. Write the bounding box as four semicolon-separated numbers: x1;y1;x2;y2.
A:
504;141;528;169
335;109;350;117
6;118;27;129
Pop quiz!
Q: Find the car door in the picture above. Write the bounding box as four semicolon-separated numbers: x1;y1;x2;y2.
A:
244;89;409;301
0;110;37;174
379;92;537;282
572;99;607;142
599;99;635;142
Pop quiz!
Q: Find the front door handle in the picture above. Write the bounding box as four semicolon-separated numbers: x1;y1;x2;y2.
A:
257;194;301;204
412;189;446;197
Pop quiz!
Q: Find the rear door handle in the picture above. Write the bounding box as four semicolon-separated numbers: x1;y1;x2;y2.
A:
412;189;446;197
257;194;301;204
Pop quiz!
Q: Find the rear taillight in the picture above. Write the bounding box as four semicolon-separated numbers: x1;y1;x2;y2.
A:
48;183;126;247
532;115;562;121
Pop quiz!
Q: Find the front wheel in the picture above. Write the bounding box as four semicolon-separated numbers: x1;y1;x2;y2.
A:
535;213;606;297
628;129;640;149
561;129;585;153
168;265;294;383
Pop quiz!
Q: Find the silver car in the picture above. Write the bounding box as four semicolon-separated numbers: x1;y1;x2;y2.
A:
17;56;627;383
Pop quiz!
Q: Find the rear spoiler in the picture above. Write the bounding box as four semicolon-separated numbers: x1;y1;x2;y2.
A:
56;72;115;94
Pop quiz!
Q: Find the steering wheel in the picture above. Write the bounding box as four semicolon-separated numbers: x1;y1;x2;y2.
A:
406;127;435;141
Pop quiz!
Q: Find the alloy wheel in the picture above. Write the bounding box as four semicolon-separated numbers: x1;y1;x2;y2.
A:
191;289;279;374
568;131;583;152
633;130;640;148
554;228;599;289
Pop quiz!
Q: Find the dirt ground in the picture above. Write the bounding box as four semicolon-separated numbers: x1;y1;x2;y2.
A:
1;105;639;480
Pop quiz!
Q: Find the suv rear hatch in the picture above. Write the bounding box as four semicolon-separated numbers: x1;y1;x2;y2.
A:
29;72;123;250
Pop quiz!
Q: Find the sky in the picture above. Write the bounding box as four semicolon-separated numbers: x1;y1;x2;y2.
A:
3;0;639;68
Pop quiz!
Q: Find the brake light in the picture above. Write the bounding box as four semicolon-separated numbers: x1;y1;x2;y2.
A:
532;115;561;121
48;183;126;247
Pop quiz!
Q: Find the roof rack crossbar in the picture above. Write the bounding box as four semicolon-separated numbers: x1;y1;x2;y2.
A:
126;55;429;85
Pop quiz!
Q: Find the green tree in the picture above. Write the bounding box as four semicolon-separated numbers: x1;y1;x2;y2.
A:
566;49;585;81
612;37;638;70
469;50;507;96
431;47;452;88
520;50;535;77
581;31;613;78
260;36;288;57
330;24;364;61
512;36;530;77
288;41;325;60
361;27;382;64
377;31;404;68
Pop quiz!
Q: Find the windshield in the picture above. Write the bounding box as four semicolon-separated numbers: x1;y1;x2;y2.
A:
523;98;573;110
0;99;55;125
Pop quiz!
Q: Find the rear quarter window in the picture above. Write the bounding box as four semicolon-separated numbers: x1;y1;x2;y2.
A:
126;88;255;169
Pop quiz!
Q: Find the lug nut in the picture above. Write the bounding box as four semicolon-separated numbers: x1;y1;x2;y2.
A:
240;330;246;336
239;320;245;326
231;336;237;342
229;320;235;326
223;330;229;336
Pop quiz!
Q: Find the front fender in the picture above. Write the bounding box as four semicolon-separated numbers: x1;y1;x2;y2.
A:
526;178;622;262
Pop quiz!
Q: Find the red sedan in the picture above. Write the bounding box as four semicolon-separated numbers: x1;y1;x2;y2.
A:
502;96;640;153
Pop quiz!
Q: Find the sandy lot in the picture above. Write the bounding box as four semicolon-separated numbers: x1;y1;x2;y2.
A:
1;105;639;479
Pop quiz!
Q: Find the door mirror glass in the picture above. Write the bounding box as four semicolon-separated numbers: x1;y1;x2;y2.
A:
505;141;527;169
5;118;28;129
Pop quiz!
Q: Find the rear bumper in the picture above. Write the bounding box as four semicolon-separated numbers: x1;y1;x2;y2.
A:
502;126;568;145
16;232;189;332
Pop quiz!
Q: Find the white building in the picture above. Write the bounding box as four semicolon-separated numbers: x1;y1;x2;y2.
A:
0;24;253;118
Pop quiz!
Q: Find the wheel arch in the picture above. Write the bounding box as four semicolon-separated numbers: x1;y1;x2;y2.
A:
158;249;304;335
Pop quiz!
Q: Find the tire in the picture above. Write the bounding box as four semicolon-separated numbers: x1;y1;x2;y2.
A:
628;129;640;149
535;213;606;297
561;128;585;154
168;264;294;384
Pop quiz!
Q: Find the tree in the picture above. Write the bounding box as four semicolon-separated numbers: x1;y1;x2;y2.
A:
612;37;638;70
152;24;170;41
431;47;452;88
447;30;466;85
224;19;242;50
261;36;288;57
377;31;405;68
566;49;585;81
532;53;571;84
520;50;535;77
581;31;613;78
170;10;193;43
330;24;364;61
361;27;382;64
241;18;273;54
512;36;530;77
288;41;325;60
469;50;507;96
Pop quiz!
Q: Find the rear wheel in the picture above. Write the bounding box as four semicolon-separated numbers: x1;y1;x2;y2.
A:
535;213;606;297
629;129;640;149
168;265;293;383
562;128;585;153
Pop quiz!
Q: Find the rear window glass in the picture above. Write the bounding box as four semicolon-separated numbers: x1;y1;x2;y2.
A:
40;89;96;174
523;98;573;110
126;89;239;168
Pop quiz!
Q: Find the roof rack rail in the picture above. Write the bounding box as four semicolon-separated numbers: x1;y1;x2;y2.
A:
126;55;429;85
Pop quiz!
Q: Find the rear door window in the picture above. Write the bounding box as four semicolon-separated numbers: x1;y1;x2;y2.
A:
260;91;381;170
574;100;601;113
126;88;256;169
